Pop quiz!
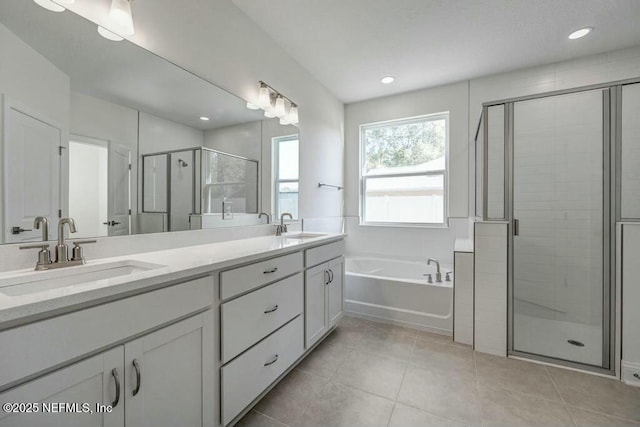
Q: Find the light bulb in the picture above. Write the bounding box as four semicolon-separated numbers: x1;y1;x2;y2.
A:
33;0;65;12
97;26;124;41
274;96;286;117
109;0;134;36
258;85;271;109
287;105;299;124
264;110;276;118
246;102;259;110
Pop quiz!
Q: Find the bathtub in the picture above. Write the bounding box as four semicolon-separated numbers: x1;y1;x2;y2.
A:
345;257;453;335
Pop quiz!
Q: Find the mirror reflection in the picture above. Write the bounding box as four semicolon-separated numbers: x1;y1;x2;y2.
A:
0;0;298;244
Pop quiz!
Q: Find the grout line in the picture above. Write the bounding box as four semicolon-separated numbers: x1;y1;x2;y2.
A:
252;409;291;427
394;364;409;402
385;402;397;427
473;350;486;427
545;366;578;427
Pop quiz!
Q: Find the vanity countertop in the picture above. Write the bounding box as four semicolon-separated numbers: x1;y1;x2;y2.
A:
0;233;345;330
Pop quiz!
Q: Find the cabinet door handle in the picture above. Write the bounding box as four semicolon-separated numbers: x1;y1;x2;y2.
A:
263;267;278;274
328;269;334;283
264;304;279;314
324;270;330;285
111;368;121;407
132;359;142;396
264;354;279;366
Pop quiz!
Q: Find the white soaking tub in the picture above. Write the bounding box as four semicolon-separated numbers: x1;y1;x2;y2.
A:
345;257;453;334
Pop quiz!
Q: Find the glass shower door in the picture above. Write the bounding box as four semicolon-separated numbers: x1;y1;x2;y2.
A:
512;89;608;368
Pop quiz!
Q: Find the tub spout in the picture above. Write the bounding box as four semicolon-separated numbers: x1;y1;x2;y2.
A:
427;258;442;282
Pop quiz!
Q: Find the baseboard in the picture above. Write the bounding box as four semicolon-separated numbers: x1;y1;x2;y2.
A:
621;360;640;387
344;310;452;336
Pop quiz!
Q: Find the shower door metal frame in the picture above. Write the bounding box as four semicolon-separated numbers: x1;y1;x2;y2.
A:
480;76;640;375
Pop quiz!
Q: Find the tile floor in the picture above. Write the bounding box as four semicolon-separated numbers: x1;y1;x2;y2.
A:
237;316;640;427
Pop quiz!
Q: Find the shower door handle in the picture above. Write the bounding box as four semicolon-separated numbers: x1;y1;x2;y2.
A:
513;219;520;236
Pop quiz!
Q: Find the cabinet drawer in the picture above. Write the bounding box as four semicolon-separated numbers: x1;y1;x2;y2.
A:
0;276;213;390
221;273;303;363
221;316;303;426
220;251;303;300
305;239;344;267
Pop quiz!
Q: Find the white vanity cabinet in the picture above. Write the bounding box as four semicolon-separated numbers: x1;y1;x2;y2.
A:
304;241;345;349
0;276;215;427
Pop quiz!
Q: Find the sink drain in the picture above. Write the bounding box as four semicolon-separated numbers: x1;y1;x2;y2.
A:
567;339;585;347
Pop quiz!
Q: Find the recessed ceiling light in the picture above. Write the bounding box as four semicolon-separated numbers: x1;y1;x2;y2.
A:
199;116;210;121
568;27;593;40
33;0;66;12
381;76;395;84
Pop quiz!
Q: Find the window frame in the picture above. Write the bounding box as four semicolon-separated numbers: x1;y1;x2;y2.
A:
273;134;299;219
359;112;449;228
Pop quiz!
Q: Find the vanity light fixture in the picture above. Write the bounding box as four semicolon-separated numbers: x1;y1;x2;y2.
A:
381;76;395;84
250;81;298;126
109;0;135;36
568;27;592;40
97;26;124;42
33;0;66;12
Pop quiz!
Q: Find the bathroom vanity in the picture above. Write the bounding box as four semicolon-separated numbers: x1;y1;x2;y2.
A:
0;233;345;427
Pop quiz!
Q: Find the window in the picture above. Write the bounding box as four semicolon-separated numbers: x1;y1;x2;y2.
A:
273;135;299;219
360;113;448;225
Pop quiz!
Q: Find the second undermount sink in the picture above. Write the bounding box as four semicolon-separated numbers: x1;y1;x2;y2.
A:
0;260;165;297
281;233;328;241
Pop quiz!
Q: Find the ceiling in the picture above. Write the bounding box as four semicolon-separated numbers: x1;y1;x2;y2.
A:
0;0;264;130
233;0;640;103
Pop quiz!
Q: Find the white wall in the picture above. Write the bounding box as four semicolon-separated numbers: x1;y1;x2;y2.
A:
344;81;470;263
139;111;204;155
204;121;262;161
65;0;344;221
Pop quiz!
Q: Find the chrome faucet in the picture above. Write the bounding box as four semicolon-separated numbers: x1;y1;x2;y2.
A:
427;258;442;283
276;213;293;236
56;218;77;263
258;212;271;224
20;217;95;271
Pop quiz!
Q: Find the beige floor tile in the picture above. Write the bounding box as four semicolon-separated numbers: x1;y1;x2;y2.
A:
548;366;640;422
356;326;417;361
255;369;328;426
237;410;289;427
323;317;372;348
388;403;470;427
475;353;560;400
410;337;476;382
479;386;574;427
397;365;481;425
333;350;407;400
296;340;352;378
368;321;419;338
300;381;395;427
417;330;455;344
568;406;640;427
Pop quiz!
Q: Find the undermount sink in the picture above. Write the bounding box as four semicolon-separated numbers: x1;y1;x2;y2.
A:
0;260;165;297
281;233;328;240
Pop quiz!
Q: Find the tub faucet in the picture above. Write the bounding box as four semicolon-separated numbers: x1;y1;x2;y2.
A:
428;258;442;282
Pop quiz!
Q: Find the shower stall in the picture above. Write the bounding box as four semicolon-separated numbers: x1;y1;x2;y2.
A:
475;79;640;373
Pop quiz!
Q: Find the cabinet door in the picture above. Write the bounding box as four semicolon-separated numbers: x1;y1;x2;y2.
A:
0;347;124;427
305;263;328;348
125;310;215;427
327;256;344;328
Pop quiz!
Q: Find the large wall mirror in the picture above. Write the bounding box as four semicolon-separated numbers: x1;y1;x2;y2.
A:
0;0;299;244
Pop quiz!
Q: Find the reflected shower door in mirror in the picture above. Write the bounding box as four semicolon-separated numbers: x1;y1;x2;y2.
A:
0;0;298;244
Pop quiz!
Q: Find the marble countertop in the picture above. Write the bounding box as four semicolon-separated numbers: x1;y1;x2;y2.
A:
0;232;344;329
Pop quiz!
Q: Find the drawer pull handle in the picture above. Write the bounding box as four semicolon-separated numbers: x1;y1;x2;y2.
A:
263;267;278;274
132;359;142;396
264;354;279;366
264;305;279;314
111;368;121;407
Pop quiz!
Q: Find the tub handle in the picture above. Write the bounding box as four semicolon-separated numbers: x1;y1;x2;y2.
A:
445;272;452;282
423;273;433;283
